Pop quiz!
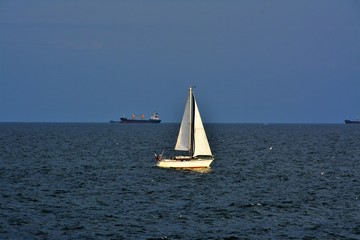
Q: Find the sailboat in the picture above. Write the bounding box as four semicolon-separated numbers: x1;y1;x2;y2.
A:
155;87;214;168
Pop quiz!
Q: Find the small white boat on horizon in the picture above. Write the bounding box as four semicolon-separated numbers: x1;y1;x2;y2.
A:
155;87;214;169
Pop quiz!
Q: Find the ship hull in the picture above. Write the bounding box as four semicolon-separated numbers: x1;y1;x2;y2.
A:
345;120;360;124
120;118;161;123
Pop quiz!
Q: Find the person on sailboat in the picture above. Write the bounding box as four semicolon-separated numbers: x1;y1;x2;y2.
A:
154;151;163;161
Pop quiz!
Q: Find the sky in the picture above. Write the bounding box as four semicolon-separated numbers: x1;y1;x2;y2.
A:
1;0;360;123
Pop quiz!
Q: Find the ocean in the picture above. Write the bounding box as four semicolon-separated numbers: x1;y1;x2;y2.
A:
1;123;360;239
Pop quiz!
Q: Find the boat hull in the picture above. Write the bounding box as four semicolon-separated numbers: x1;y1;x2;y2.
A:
345;120;360;124
156;158;214;168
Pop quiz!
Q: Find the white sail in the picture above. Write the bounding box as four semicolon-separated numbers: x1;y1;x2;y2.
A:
175;89;192;151
193;99;212;157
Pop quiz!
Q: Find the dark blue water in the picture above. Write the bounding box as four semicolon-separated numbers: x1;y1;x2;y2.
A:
1;123;360;239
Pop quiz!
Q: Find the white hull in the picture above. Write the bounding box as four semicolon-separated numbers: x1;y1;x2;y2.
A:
156;158;213;168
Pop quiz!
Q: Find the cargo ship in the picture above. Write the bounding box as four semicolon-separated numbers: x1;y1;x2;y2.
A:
110;112;161;123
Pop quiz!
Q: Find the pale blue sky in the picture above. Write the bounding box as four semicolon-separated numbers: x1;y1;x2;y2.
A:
1;1;360;123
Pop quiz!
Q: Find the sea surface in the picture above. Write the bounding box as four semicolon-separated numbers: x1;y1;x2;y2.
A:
1;123;360;239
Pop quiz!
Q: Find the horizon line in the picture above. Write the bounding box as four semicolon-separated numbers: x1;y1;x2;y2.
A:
0;121;348;125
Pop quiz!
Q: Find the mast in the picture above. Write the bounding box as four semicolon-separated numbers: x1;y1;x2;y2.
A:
189;86;194;156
